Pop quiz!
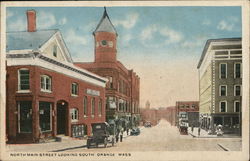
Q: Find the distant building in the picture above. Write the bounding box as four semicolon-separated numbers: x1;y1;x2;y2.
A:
75;8;140;129
145;101;150;109
165;106;177;126
6;10;107;143
176;101;199;127
197;38;242;134
140;108;158;126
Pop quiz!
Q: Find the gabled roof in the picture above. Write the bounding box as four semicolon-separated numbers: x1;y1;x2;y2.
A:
7;29;58;51
197;37;241;69
93;7;117;35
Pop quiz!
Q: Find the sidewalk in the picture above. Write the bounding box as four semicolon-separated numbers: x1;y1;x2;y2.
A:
188;127;241;138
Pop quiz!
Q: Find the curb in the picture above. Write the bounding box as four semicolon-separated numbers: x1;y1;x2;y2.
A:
217;143;230;151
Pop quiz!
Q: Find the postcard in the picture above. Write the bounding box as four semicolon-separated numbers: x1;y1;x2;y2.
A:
0;1;249;161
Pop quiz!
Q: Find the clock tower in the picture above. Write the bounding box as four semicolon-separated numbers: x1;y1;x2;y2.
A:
93;7;118;63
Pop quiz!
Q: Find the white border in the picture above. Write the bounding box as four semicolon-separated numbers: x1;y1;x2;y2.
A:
1;1;249;161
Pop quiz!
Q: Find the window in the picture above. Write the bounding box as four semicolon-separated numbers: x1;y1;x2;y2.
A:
220;101;227;112
234;101;240;112
71;83;78;96
91;98;95;116
83;96;87;116
109;76;113;88
191;104;195;108
235;63;241;78
41;75;51;92
220;63;227;79
235;85;241;96
220;85;227;96
71;108;78;122
98;99;102;116
53;45;57;57
39;102;52;132
186;105;190;108
18;69;30;90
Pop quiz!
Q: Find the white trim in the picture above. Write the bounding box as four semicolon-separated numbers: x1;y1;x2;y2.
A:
219;85;227;96
234;62;242;78
219;101;227;112
18;68;30;91
234;101;240;113
40;75;52;93
7;56;107;87
234;85;241;96
219;63;227;79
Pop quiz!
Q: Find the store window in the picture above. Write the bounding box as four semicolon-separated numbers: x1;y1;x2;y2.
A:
235;85;241;96
220;85;227;96
41;75;52;92
235;63;241;78
220;101;227;112
220;63;227;79
91;98;95;116
71;83;78;96
39;102;52;132
18;69;30;91
71;108;78;122
18;101;32;133
83;96;87;116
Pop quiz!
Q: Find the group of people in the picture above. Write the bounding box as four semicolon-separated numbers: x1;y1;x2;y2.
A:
115;128;129;142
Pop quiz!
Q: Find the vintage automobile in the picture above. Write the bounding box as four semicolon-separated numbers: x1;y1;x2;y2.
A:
130;127;140;136
179;121;188;135
86;122;115;148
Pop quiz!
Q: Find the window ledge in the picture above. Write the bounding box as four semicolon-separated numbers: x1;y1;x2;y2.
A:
98;114;102;117
91;115;95;118
84;115;88;118
71;94;78;97
71;120;78;123
17;90;31;93
41;89;52;93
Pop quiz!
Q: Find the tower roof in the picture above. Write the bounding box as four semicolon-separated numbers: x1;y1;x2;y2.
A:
93;7;117;36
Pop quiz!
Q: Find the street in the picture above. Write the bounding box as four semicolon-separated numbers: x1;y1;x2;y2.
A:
6;119;241;152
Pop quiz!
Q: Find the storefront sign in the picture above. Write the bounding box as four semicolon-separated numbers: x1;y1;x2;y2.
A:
86;88;100;96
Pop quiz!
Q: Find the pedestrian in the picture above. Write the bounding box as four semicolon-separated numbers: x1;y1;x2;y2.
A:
116;129;120;142
198;127;201;137
127;128;129;135
191;125;194;133
120;128;124;142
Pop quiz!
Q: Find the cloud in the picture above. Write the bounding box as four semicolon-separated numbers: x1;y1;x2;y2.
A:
64;29;88;46
113;12;139;29
217;20;234;31
140;24;183;45
59;17;67;25
37;11;56;29
202;19;211;26
7;17;26;31
7;11;14;18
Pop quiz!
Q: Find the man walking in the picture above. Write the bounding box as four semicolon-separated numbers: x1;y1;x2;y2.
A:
120;128;124;142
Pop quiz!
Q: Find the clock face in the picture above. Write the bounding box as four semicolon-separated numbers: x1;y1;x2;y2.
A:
101;40;107;46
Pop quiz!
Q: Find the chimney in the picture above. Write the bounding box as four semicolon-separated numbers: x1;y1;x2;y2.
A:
26;10;36;32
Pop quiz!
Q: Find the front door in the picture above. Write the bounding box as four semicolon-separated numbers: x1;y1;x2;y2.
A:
18;101;32;133
57;102;66;135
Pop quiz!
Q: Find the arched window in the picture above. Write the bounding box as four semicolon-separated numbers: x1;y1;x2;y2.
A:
83;96;88;116
91;98;95;117
71;108;78;122
41;75;52;92
98;99;102;116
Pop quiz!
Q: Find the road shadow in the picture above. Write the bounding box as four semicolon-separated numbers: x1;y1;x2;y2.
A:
50;145;87;152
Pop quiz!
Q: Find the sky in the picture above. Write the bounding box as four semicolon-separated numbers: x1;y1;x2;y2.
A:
6;6;242;108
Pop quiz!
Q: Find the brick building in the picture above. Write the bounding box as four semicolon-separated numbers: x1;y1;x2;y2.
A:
6;10;107;143
75;8;140;129
140;108;158;126
165;106;177;126
197;38;242;134
176;101;199;127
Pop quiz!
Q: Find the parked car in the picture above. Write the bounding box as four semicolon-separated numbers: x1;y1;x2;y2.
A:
130;127;140;136
144;121;152;128
86;122;115;148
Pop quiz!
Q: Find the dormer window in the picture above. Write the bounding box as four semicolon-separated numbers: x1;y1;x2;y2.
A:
53;45;57;57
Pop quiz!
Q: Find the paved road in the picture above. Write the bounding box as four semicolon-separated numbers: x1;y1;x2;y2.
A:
6;119;241;152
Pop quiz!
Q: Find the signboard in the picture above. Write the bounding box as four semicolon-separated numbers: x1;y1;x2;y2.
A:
86;88;100;96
